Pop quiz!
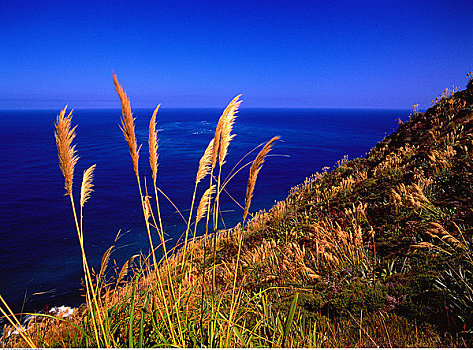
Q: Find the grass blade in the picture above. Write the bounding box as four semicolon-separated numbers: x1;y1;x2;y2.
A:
138;292;150;348
282;292;299;347
128;275;139;348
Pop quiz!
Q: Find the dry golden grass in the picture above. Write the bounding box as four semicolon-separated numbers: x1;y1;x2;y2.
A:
113;73;139;176
196;185;216;223
390;181;436;216
196;138;214;184
211;95;241;168
345;202;368;225
143;195;152;221
0;294;37;347
54;107;79;195
243;136;280;221
424;222;467;251
218;96;241;167
149;105;160;184
8;74;473;349
116;255;139;286
428;146;457;175
309;219;367;271
113;73;164;278
54;107;108;347
80;164;96;207
97;245;114;289
372;144;416;176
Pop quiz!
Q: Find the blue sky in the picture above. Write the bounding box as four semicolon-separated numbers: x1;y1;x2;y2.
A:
1;0;472;109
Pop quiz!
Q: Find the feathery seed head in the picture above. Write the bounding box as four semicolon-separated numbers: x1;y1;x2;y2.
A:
113;73;140;176
196;138;214;184
149;105;160;183
98;245;114;284
428;222;445;233
54;106;79;195
143;195;152;221
80;164;96;207
117;254;139;285
196;185;216;224
211;95;242;168
219;97;241;166
212;122;223;168
412;242;435;249
243;136;280;221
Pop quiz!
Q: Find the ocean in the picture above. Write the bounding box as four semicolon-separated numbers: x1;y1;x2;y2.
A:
0;107;407;312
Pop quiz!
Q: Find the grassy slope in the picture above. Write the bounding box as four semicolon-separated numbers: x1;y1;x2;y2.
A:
200;78;473;346
2;78;473;347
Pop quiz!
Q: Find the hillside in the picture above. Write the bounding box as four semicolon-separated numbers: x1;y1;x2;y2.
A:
2;74;473;347
198;75;473;346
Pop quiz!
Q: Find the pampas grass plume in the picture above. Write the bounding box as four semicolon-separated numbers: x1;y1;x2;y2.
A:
113;73;140;176
211;95;242;168
80;164;96;207
54;106;79;195
149;105;160;184
219;96;241;166
196;138;214;184
243;136;280;221
196;185;216;223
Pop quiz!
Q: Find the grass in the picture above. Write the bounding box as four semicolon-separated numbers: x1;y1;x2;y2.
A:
1;71;473;347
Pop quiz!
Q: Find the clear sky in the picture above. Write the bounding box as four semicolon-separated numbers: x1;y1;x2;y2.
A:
1;0;472;109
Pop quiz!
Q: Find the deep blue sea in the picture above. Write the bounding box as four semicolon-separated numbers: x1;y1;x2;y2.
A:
0;107;407;312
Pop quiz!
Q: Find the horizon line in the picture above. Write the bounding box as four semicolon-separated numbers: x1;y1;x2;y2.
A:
0;106;414;112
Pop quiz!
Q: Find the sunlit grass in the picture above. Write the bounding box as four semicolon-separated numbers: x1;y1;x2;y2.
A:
1;72;473;347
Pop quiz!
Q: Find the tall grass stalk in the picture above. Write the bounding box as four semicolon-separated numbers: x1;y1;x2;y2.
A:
148;105;166;251
207;96;241;319
148;107;179;315
181;138;214;271
113;73;159;274
225;136;280;345
113;74;183;345
3;81;283;347
54;107;109;347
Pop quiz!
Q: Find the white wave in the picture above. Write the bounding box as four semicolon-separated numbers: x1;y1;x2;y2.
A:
49;305;75;318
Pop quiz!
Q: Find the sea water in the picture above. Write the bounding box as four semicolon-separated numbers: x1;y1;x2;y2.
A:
0;107;406;312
